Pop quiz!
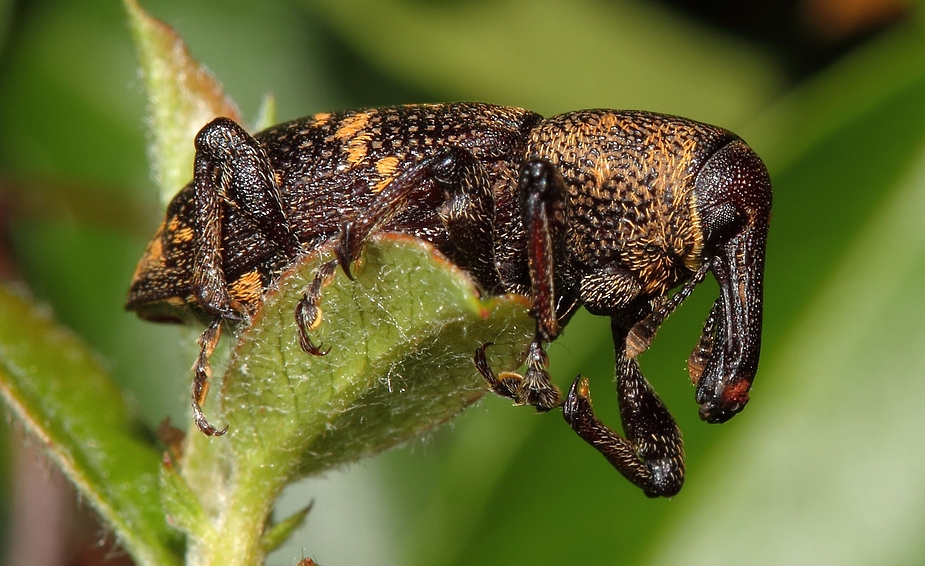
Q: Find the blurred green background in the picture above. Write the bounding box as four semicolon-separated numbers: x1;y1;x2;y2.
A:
1;0;924;565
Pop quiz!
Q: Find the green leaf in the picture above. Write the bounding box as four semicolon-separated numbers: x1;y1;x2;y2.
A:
0;285;181;566
225;234;532;476
124;0;241;204
121;5;536;564
160;460;214;543
178;235;533;566
261;504;312;554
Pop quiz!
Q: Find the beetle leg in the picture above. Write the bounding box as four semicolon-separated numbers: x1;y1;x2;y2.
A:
295;259;338;356
187;118;304;435
626;262;710;358
520;339;560;410
562;323;683;497
190;135;234;320
191;117;301;319
336;147;499;286
476;160;571;411
482;159;570;410
475;339;560;411
519;159;569;342
191;317;228;436
475;343;524;400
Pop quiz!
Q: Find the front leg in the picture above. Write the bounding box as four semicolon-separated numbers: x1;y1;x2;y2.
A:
520;159;569;342
626;262;710;358
562;321;684;497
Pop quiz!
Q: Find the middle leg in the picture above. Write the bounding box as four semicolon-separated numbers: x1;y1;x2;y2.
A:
475;159;571;412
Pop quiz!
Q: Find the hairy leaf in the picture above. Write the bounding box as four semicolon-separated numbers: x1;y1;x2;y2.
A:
177;236;533;566
0;285;181;566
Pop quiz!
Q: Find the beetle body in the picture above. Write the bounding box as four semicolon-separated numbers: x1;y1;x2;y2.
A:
127;102;771;497
129;104;540;320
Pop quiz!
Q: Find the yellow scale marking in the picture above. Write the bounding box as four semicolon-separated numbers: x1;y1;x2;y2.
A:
171;226;194;245
372;155;401;192
130;222;166;284
346;133;372;165
229;269;264;307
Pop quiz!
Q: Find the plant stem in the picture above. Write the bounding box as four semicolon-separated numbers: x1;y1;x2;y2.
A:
185;446;290;566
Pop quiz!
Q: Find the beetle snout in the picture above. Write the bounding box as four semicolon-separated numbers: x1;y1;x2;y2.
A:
692;140;771;423
693;225;767;423
698;381;749;423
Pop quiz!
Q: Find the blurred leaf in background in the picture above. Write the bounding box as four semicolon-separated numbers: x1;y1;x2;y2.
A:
0;0;921;565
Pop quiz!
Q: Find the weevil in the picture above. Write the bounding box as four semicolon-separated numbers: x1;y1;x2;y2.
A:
127;102;771;497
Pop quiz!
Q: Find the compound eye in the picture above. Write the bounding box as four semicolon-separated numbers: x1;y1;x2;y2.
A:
700;201;747;250
694;140;771;253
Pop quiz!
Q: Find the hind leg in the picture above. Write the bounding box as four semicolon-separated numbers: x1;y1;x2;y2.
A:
295;146;499;354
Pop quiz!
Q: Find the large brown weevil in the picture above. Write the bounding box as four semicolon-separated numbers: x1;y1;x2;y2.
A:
127;102;771;497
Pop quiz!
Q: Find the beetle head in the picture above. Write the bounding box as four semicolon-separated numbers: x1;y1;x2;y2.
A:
692;140;771;423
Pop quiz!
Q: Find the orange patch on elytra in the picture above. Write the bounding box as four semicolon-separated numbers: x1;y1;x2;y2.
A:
334;112;372;141
229;269;264;308
130;225;166;283
372;176;394;193
376;156;400;177
171;227;194;245
371;156;401;192
345;133;372;164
